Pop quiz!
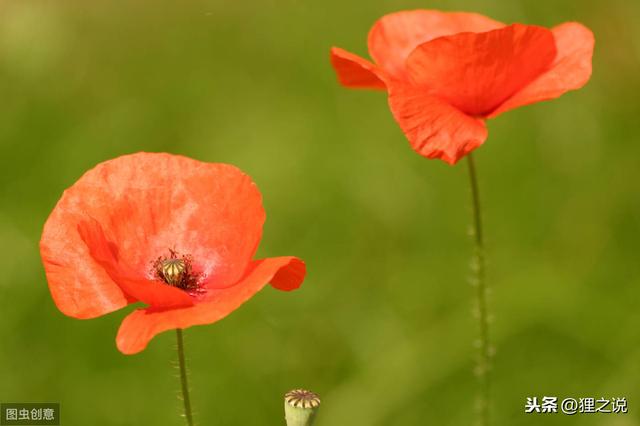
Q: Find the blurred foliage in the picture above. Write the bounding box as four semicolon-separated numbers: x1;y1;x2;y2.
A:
1;0;639;425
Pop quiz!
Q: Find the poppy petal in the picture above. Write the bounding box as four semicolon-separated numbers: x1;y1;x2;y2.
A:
368;10;504;79
77;218;194;309
406;24;557;116
330;47;386;89
41;209;130;319
488;22;594;118
268;257;306;291
388;84;488;164
116;256;305;354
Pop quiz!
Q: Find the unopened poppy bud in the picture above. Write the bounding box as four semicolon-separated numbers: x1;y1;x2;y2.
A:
284;389;320;426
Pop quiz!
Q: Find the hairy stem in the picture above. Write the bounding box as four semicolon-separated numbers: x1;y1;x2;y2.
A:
467;153;490;426
176;329;194;426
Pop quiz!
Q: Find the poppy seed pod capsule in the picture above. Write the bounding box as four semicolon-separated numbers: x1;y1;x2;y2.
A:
284;389;320;426
161;258;186;286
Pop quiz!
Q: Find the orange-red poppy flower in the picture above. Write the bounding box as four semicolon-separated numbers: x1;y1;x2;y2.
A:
40;153;306;354
330;10;594;164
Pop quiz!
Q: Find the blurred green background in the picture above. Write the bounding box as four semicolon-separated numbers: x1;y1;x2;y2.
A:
1;0;639;425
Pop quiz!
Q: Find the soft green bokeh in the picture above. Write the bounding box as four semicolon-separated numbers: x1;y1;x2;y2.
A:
1;0;638;425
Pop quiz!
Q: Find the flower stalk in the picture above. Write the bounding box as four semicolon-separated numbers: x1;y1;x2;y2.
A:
467;153;491;426
284;389;320;426
176;329;194;426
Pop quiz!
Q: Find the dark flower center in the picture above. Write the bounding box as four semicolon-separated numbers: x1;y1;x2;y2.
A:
161;258;186;285
152;250;200;291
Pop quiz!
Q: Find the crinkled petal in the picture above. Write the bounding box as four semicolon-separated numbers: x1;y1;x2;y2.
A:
330;47;386;89
77;218;194;309
488;22;594;118
406;24;557;116
368;10;504;79
41;209;129;319
116;257;306;354
388;84;488;164
40;153;265;318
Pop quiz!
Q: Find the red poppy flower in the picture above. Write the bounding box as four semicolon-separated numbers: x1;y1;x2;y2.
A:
40;153;306;354
330;10;594;164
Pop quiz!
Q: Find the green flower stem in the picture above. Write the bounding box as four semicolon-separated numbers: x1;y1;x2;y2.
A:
467;153;490;426
284;390;320;426
176;329;194;426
